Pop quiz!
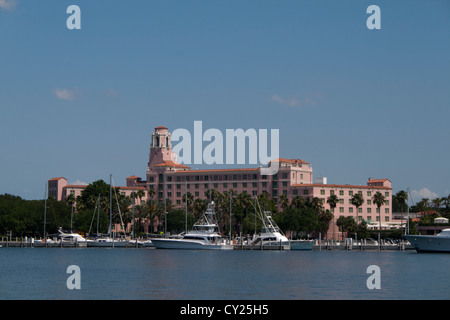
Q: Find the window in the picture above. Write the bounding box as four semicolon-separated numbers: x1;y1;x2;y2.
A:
282;173;288;179
233;175;238;180
349;207;353;213
262;182;267;187
282;181;288;187
339;190;344;196
367;208;372;213
195;184;199;189
339;199;344;204
293;189;298;195
252;182;257;188
223;183;228;188
176;192;181;197
176;184;181;189
303;189;308;195
243;174;247;180
320;190;325;195
339;207;344;213
385;192;390;197
283;190;287;195
300;174;303;179
204;183;209;188
233;183;237;188
367;191;372;196
385;208;390;214
252;174;257;179
367;200;371;205
195;176;200;181
330;190;335;195
349;191;353;196
204;175;209;181
195;192;199;197
358;208;362;213
243;183;247;188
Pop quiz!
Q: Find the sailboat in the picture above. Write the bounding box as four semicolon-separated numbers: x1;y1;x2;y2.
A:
87;175;130;248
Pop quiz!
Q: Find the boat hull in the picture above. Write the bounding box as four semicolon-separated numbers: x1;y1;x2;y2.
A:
87;240;129;248
404;235;450;253
151;238;233;250
290;240;314;250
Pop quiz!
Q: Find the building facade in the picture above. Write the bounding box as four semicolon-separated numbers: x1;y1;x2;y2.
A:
49;125;393;238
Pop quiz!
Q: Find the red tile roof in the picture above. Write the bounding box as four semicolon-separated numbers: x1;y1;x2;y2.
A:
291;183;391;190
178;168;260;174
272;158;310;165
49;177;67;181
154;160;190;169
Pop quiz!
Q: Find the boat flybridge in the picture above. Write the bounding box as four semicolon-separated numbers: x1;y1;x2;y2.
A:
250;200;290;250
151;201;233;250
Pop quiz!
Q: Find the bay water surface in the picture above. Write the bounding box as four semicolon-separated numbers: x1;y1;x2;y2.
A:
0;247;448;300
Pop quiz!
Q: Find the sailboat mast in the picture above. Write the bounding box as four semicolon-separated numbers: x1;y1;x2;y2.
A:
43;182;47;239
229;192;232;242
185;180;187;235
109;174;112;236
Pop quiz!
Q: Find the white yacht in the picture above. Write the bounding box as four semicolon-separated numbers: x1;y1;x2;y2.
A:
151;202;233;250
250;212;290;250
58;228;87;247
404;228;450;253
87;236;129;247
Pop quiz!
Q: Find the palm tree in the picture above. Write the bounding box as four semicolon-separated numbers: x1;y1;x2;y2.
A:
326;194;339;214
145;199;157;233
394;190;408;229
279;194;289;211
65;193;76;232
372;191;386;230
290;195;306;209
350;193;364;226
327;194;339;240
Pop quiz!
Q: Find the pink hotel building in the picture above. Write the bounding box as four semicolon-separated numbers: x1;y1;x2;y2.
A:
49;125;393;238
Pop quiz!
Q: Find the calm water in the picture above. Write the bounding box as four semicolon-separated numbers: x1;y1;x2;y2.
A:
0;247;449;300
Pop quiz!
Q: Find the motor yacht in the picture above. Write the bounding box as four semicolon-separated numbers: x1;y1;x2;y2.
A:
151;202;233;250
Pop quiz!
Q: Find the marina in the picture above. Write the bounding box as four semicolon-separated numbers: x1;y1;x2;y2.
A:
0;237;413;251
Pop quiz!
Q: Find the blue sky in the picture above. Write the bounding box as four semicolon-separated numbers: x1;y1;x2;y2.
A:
1;0;449;203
